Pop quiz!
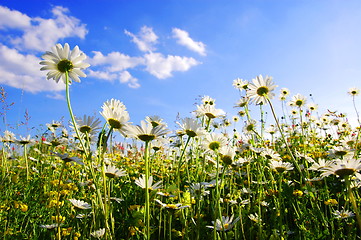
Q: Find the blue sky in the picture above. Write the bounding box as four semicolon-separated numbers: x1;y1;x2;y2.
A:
1;0;361;136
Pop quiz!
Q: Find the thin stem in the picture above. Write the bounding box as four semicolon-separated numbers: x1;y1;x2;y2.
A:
144;141;151;240
267;97;304;183
65;72;88;157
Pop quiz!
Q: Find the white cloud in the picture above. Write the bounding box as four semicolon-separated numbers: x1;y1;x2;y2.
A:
87;69;118;82
89;51;144;71
0;44;64;93
119;71;140;88
46;92;65;100
88;69;140;88
125;26;158;52
2;5;87;51
143;52;200;79
172;28;206;56
0;5;31;29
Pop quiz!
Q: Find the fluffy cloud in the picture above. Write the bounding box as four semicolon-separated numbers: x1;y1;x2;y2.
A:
87;69;140;89
0;44;64;93
9;6;87;51
0;6;31;29
125;26;158;52
89;51;144;71
172;28;206;56
143;52;200;79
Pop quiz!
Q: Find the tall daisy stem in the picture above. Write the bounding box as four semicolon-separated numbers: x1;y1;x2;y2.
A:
144;141;151;240
267;98;304;183
65;72;88;157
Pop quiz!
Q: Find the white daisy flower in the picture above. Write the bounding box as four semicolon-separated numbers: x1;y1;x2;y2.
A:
135;174;163;190
40;43;90;84
246;75;277;105
68;199;92;210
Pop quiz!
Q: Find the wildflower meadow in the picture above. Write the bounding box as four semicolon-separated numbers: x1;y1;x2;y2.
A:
2;43;361;239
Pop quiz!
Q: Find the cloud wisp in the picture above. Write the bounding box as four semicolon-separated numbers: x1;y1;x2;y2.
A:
172;28;206;56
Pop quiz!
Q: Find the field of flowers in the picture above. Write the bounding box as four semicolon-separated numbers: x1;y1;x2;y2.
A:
1;43;361;239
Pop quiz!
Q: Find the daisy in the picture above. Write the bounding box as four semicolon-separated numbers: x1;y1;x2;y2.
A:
16;135;33;145
320;157;361;178
203;132;228;151
269;160;294;173
243;119;257;134
100;99;130;133
333;209;355;219
219;145;236;165
53;152;84;165
280;88;290;97
232;78;249;91
308;103;318;111
201;95;216;106
246;75;277;105
1;130;15;143
125;120;169;142
104;165;126;178
176;117;206;137
206;215;240;232
40;43;90;84
135;174;163;190
145;115;167;128
194;104;225;119
248;213;262;223
261;148;282;161
68;199;91;210
90;228;106;238
154;199;190;211
308;159;333;171
348;87;360;96
234;97;249;108
289;94;307;108
73;115;102;135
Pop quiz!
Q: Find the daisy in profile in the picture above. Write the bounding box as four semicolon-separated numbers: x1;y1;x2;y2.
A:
269;160;294;173
73;115;102;135
234;97;249;108
177;117;206;137
104;165;126;178
348;87;360;96
68;199;91;210
125;120;169;142
40;43;90;84
16;135;33;145
135;174;163;190
1;130;16;143
145;115;167;128
261;148;282;161
206;215;240;232
246;75;277;105
154;199;190;211
100;99;130;133
194;104;225;119
90;228;106;238
232;78;249;91
289;94;307;108
320;156;361;178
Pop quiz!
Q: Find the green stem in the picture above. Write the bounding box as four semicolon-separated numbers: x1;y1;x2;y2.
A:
64;71;88;157
144;141;151;240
